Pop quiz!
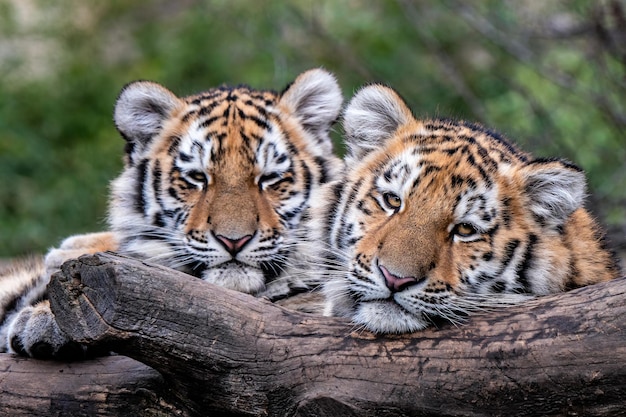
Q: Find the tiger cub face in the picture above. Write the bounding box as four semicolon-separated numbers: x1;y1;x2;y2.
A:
322;85;620;334
110;69;342;297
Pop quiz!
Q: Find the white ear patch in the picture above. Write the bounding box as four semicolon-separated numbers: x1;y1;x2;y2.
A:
519;159;587;227
114;81;180;154
342;84;414;162
279;68;343;139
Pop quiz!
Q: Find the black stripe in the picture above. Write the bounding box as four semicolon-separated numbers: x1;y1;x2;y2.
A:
422;165;441;177
222;104;231;118
451;174;464;188
458;120;522;158
314;156;329;184
0;282;47;326
152;160;162;196
199;116;221;129
167;186;179;200
152;160;171;226
336;179;362;249
197;102;220;116
1;296;22;326
485;224;500;239
356;199;372;216
490;281;506;293
181;110;198;123
501;239;520;269
135;159;149;215
249;114;271;130
154;212;165;227
167;136;181;156
443;146;462;156
342;223;355;248
325;182;345;246
515;234;537;293
300;160;312;201
191;89;225;105
280;209;300;221
239;129;252;149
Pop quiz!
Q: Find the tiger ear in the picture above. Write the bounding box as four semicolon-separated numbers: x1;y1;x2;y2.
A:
279;68;343;145
114;81;181;161
342;84;414;162
519;158;587;227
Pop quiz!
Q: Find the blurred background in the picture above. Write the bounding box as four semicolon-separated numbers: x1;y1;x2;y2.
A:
1;0;624;260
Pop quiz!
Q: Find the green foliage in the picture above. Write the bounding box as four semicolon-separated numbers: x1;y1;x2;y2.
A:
1;0;624;256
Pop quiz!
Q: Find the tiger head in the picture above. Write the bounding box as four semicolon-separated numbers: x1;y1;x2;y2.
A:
108;69;343;296
322;84;619;333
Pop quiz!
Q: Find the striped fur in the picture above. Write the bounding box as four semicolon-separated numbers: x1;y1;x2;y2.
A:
320;84;620;334
0;69;343;358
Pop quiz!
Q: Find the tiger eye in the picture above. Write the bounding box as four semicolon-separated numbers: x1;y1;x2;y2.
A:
187;170;207;184
382;192;402;211
455;222;477;237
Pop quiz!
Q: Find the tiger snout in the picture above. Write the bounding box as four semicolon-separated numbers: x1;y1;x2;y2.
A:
379;264;424;292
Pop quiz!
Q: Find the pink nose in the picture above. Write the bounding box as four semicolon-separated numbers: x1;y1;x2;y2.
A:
379;265;418;292
215;234;252;256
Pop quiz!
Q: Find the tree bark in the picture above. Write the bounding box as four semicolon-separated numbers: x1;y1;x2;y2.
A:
2;252;625;417
0;354;187;416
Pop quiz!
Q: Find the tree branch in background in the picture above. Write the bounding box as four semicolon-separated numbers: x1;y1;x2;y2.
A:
397;0;489;122
449;0;626;129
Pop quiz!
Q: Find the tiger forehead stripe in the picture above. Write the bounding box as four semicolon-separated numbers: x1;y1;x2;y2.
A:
182;86;279;123
410;119;527;165
198;106;277;164
413;140;502;190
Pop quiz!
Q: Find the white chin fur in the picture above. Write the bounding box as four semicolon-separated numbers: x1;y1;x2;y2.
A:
354;301;430;334
201;264;266;295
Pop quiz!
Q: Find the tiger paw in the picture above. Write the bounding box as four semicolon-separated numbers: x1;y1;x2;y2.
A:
6;301;89;361
44;231;119;277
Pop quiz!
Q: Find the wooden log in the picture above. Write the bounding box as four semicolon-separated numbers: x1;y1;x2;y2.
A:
8;252;626;416
0;354;188;416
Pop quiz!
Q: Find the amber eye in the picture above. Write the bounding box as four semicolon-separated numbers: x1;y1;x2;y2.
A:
187;170;207;184
382;192;402;211
453;222;478;238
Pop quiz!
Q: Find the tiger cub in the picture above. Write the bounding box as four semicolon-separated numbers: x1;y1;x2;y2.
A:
320;84;621;334
0;68;343;358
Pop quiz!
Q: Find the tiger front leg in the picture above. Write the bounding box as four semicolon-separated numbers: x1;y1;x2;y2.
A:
44;231;119;277
0;232;118;360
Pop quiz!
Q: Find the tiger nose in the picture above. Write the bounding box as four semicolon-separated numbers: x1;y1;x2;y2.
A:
379;264;419;292
215;234;253;256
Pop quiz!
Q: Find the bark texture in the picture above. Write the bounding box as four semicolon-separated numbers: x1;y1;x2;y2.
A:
1;252;624;416
0;354;187;416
